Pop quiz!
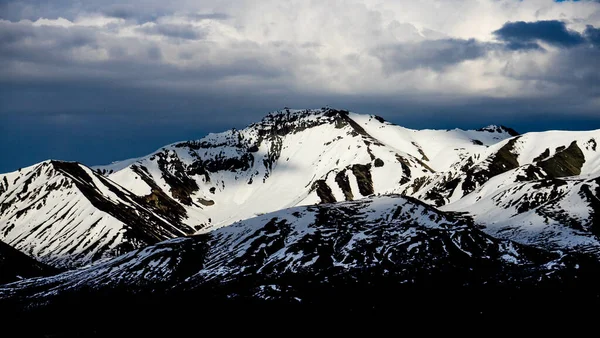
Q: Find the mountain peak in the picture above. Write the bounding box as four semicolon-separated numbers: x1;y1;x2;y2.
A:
258;107;349;124
476;124;519;136
242;107;357;138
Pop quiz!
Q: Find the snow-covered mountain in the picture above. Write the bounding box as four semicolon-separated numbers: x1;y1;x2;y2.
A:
0;160;194;268
94;108;600;252
2;108;600;268
445;169;600;249
93;108;518;232
438;131;600;250
3;195;595;314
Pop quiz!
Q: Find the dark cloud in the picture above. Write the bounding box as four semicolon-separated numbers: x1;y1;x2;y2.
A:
0;21;99;66
103;5;219;23
489;21;600;93
584;25;600;45
0;19;287;96
534;46;600;91
102;5;137;20
373;39;491;72
493;20;585;48
0;22;98;70
495;22;600;92
0;1;231;25
187;13;230;21
147;46;162;61
503;41;543;51
137;23;207;40
0;22;36;44
0;1;70;21
0;1;222;24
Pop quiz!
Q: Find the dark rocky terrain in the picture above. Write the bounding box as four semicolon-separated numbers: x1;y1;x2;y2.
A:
0;240;57;285
1;195;599;336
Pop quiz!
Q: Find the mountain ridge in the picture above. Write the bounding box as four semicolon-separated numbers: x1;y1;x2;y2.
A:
0;160;194;268
2;107;600;268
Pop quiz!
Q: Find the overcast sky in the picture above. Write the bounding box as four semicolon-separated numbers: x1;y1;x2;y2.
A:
1;0;599;172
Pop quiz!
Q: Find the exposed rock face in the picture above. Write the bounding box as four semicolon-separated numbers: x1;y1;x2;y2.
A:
460;137;521;196
335;171;354;201
538;141;585;177
311;180;337;204
477;125;520;137
351;164;374;196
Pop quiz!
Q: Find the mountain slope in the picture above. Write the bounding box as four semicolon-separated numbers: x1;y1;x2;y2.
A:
1;195;540;291
444;172;600;250
95;108;514;230
0;195;583;298
95;108;600;253
2;194;599;331
0;160;194;268
424;131;600;251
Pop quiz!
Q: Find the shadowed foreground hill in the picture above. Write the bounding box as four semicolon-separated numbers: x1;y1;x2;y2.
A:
0;240;57;285
2;195;600;336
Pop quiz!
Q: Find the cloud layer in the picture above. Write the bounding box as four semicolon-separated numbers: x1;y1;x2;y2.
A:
1;0;600;171
1;1;599;104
